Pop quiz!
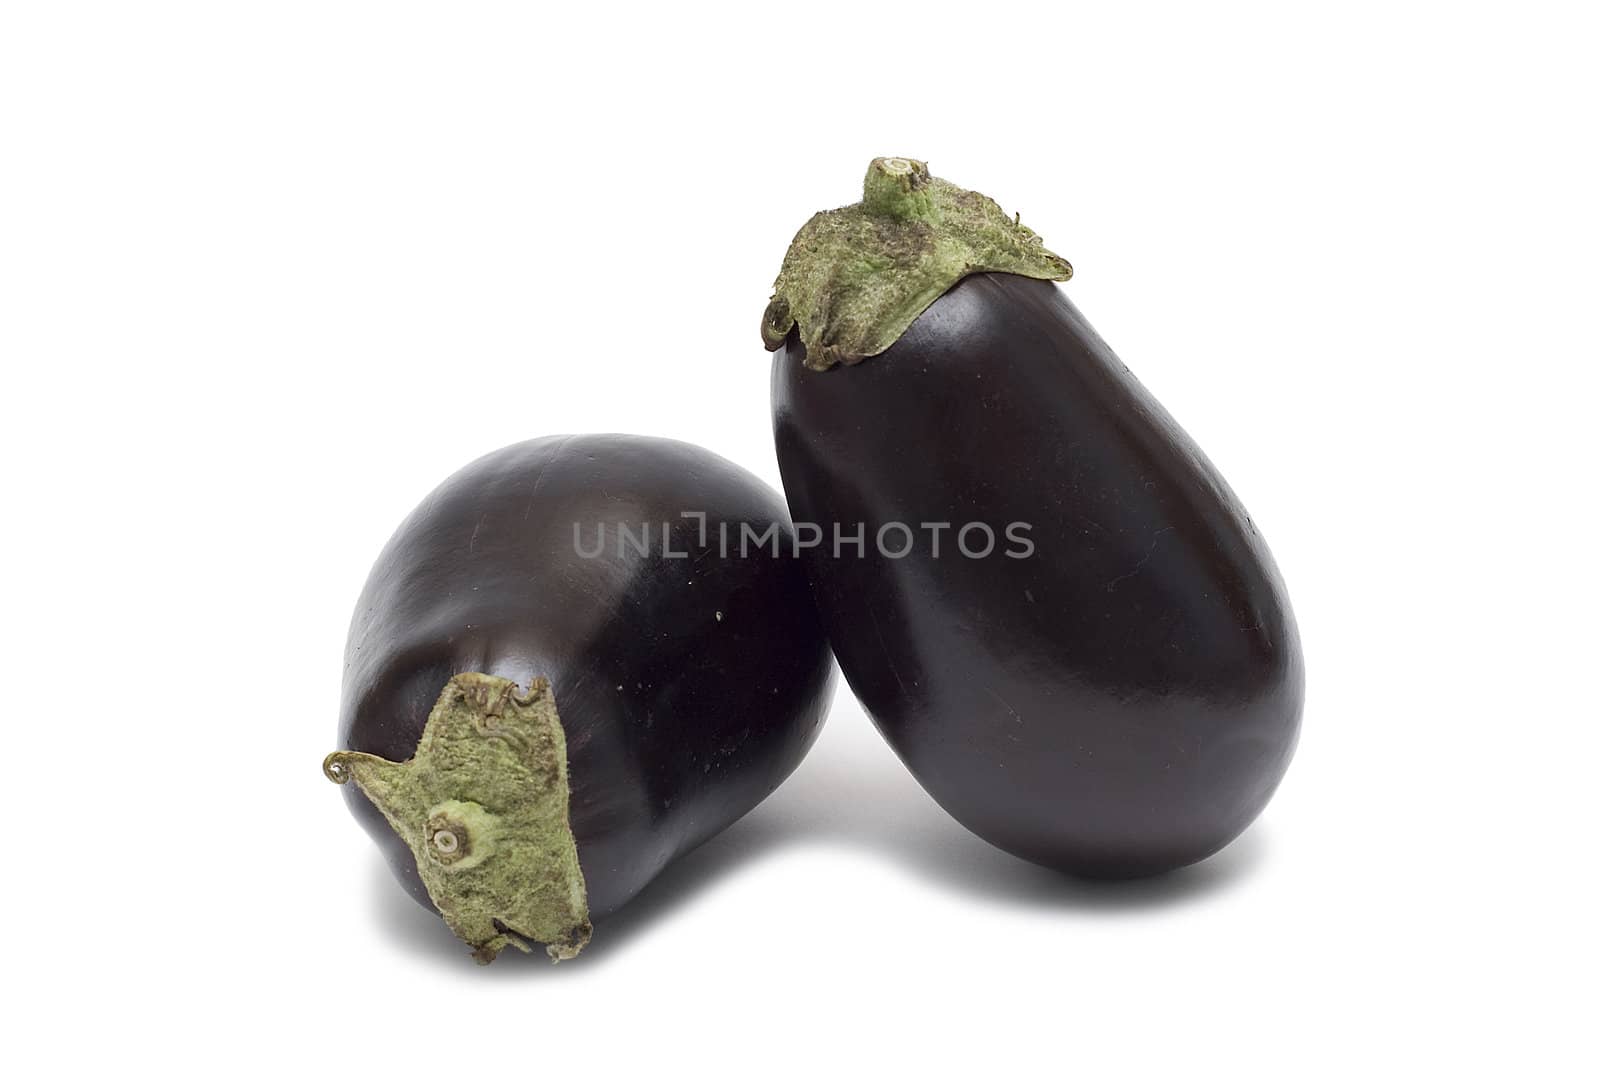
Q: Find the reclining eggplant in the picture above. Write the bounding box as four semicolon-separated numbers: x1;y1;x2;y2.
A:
325;434;835;961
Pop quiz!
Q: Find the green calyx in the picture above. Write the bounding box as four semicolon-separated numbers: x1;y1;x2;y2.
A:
324;673;591;964
761;157;1073;370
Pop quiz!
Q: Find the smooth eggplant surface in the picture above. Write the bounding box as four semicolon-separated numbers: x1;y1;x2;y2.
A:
333;434;834;957
772;272;1302;878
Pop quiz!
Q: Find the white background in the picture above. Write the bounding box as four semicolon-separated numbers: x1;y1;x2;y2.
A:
4;2;1596;1067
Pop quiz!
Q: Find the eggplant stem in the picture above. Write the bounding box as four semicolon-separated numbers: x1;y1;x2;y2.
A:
761;157;1072;369
323;673;592;963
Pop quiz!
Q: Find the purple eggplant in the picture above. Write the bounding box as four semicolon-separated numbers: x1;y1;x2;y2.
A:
324;435;834;961
763;158;1303;878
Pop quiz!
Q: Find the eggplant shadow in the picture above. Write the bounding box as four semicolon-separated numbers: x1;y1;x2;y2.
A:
757;731;1269;910
370;715;1265;973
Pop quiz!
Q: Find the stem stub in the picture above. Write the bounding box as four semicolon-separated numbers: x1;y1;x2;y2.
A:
323;673;591;963
761;156;1073;369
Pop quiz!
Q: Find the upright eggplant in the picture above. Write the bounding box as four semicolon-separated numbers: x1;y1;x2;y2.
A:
764;158;1303;878
324;435;834;961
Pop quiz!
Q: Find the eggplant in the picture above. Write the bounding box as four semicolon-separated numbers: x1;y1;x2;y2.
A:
764;158;1303;878
324;434;834;962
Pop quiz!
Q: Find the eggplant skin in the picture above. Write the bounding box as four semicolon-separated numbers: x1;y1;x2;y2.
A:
338;434;834;920
772;273;1303;878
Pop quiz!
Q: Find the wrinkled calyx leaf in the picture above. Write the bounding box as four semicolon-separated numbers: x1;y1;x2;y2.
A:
761;156;1072;370
325;673;591;964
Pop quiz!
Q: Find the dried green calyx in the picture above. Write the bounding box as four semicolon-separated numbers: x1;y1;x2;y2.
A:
324;673;591;964
761;157;1073;370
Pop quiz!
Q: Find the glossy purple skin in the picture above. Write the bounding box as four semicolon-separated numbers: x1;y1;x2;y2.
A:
338;435;834;919
771;273;1302;877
